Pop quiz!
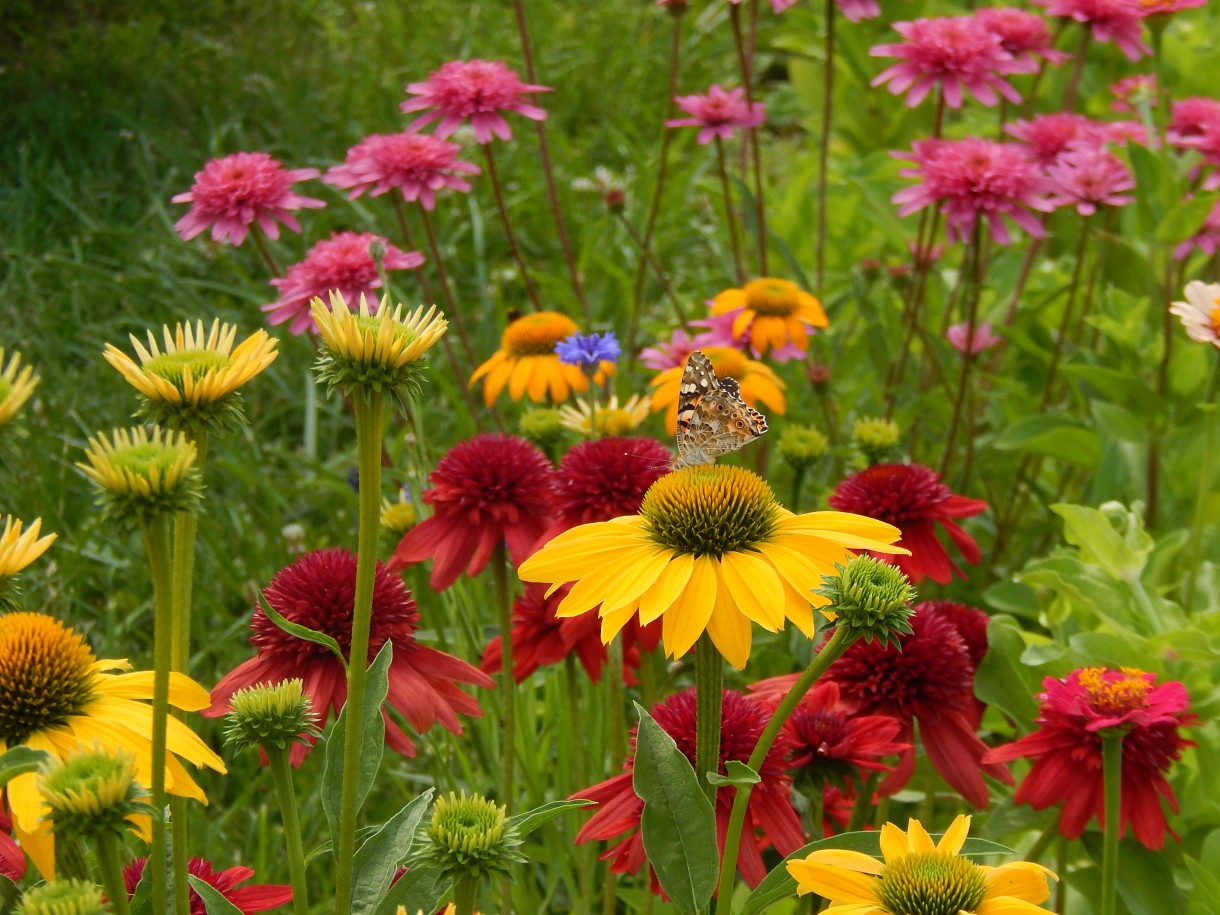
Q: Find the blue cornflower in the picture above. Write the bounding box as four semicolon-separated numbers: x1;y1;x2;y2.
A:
554;331;621;375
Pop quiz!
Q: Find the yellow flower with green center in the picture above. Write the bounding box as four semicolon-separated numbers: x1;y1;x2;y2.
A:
39;748;151;842
102;319;277;432
788;815;1057;915
77;426;201;522
0;516;56;579
0;612;225;878
559;394;651;437
518;465;907;668
711;277;829;356
470;311;615;406
17;879;106;915
0;348;40;427
648;346;786;435
311;291;449;405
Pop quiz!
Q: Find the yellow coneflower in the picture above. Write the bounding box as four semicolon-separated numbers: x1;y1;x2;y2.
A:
648;346;785;435
711;277;828;356
0;348;39;427
559;394;651;437
77;426;201;522
0;516;56;579
470;312;614;406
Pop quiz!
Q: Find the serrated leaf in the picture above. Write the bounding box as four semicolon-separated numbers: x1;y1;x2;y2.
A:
0;746;49;788
350;789;434;913
706;760;761;788
369;863;452;915
632;702;718;913
506;799;593;840
190;875;244;915
259;592;346;666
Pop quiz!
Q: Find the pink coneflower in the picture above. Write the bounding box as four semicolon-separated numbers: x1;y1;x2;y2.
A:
1004;112;1101;165
172;151;324;246
1045;142;1137;214
870;16;1027;109
893;138;1055;244
984;667;1198;849
1110;73;1157;113
947;321;1003;355
639;328;698;371
1032;0;1150;61
262;231;424;336
1173;200;1220;260
324;132;480;210
666;84;766;145
1167;97;1220;146
401;59;551;144
1095;119;1151;146
828;462;988;584
125;857;292;915
688;310;807;362
975;7;1071;67
835;0;881;21
206;549;491;766
574;688;803;891
389;434;556;589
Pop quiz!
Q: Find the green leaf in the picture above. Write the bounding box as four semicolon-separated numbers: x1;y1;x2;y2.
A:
1185;856;1220;915
0;746;49;788
368;863;452;915
0;875;18;915
992;416;1100;465
190;875;244;915
706;760;761;788
1052;503;1150;580
1155;194;1217;244
974;619;1042;724
632;702;719;913
259;592;346;666
129;862;153;915
507;799;594;839
323;642;393;857
1081;832;1185;915
350;789;435;913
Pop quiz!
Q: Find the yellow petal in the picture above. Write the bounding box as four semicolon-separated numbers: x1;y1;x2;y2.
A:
97;670;211;710
906;818;936;853
599;548;674;614
983;862;1056;904
800;850;885;876
975;898;1056;915
661;557;717;659
879;821;909;863
705;579;752;669
755;541;828;598
717;550;785;631
937;814;971;855
600;603;639;644
786;859;881;904
637;553;695;625
507;356;534;401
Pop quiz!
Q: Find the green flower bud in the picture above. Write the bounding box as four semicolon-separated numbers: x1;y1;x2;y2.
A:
223;679;319;753
413;791;525;880
39;749;152;843
852;416;901;466
817;555;916;647
518;408;567;455
17;879;106;915
778;425;829;471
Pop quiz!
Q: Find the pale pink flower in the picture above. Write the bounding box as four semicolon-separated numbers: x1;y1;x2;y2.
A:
401;59;551;144
1032;0;1150;61
947;322;1003;354
975;7;1071;67
870;16;1026;108
639;329;698;371
172;152;324;247
263;232;425;335
836;0;881;20
1045;143;1136;214
1169;280;1220;348
1005;112;1102;165
666;85;766;144
1173;200;1220;260
324;133;480;210
893;138;1056;245
1110;74;1157;113
689;311;748;350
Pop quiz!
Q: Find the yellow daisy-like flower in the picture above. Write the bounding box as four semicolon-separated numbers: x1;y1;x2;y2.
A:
711;277;828;356
787;814;1057;915
518;465;906;669
0;348;40;427
0;516;56;579
470;311;615;406
559;394;651;437
649;346;786;435
77;426;201;521
0;612;226;878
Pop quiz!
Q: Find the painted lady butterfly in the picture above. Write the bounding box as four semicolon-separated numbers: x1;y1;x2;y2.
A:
673;350;768;469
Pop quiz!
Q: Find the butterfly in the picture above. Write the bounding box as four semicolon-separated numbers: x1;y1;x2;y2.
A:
673;350;768;469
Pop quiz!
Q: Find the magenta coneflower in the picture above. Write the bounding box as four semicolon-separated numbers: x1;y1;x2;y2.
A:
574;688;803;891
1110;74;1157;113
125;857;292;915
1032;0;1149;60
947;321;1003;355
172;151;324;246
401;59;551;144
1045;142;1137;214
826;607;1012;808
984;667;1198;849
639;328;699;371
1005;112;1102;165
666;84;766;145
389;434;555;589
893;138;1055;244
870;16;1027;109
828;462;988;584
975;7;1071;68
262;231;424;335
1167;97;1220;148
543;436;672;539
324;132;480;210
206;549;491;766
835;0;881;22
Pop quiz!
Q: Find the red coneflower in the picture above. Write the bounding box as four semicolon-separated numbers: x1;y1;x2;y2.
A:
824;607;1012;808
573;688;803;891
124;857;292;914
480;582;607;683
389;434;556;589
0;805;23;882
828;462;988;585
206;549;491;765
544;436;672;540
984;667;1198;849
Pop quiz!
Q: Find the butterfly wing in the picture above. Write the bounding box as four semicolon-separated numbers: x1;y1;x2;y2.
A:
674;351;768;469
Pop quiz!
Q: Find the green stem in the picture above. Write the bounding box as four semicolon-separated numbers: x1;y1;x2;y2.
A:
815;0;835;294
139;513;174;915
482;144;542;311
607;637;627;771
1100;734;1124;915
332;393;386;915
96;832;131;915
250;222;282;278
714;137;747;285
846;772;877;832
1185;361;1219;612
715;627;851;914
564;657;593;914
267;746;311;915
453;872;481;915
491;541;516;810
695;635;723;915
1040;218;1091;410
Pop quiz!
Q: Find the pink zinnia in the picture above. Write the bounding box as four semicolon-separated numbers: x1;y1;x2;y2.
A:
1045;142;1137;214
262;231;424;335
666;84;766;145
835;0;881;21
401;59;551;144
975;7;1071;67
947;321;1003;355
870;16;1027;109
1110;73;1157;113
639;328;699;371
172;151;324;246
324;132;480;210
893;138;1055;244
1004;112;1101;165
1032;0;1150;61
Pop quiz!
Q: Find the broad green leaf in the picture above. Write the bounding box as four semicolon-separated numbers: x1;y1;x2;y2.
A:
369;863;451;915
0;746;49;788
706;760;761;788
992;416;1100;465
1185;857;1220;915
1155;194;1217;244
1052;503;1150;580
129;861;153;915
1081;833;1185;915
1061;365;1164;416
1016;554;1149;634
974;619;1041;724
259;592;346;666
191;875;244;915
507;799;593;839
632;702;718;913
323;642;393;859
0;876;17;915
350;789;434;913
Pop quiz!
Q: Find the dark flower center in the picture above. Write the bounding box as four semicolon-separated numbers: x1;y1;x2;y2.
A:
0;613;97;745
641;466;779;557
